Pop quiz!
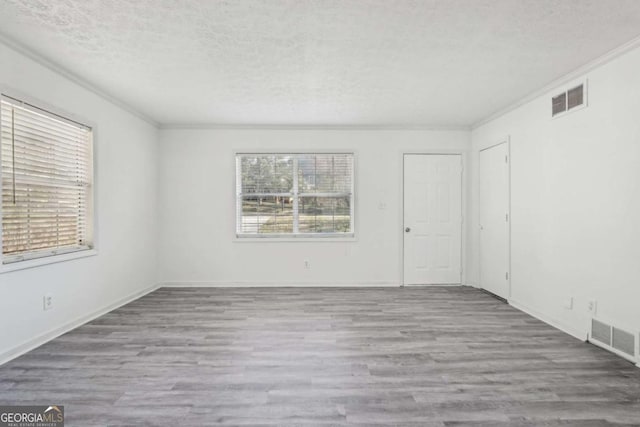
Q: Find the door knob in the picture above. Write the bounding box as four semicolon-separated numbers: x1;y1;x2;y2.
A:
405;227;411;233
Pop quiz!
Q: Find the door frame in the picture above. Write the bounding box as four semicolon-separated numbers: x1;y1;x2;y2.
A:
478;138;511;299
399;150;467;286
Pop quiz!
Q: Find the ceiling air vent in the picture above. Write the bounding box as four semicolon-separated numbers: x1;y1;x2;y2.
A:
552;81;586;117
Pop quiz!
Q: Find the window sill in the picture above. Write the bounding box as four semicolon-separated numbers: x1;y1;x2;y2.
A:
234;234;356;243
0;249;97;274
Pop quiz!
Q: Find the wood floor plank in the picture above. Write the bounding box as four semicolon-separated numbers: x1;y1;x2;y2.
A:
0;286;639;426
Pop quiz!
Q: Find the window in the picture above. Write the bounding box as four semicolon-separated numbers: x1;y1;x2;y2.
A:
236;153;354;238
1;95;94;264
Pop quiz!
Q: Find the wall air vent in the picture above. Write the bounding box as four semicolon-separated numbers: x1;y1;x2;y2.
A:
589;318;637;364
567;85;584;109
552;81;587;117
591;319;611;345
612;327;635;357
552;92;567;116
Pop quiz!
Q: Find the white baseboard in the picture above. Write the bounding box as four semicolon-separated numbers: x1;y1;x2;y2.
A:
160;281;399;288
0;283;159;366
508;298;587;342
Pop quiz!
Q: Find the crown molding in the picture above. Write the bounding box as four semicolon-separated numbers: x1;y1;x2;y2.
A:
0;32;159;128
472;33;640;130
158;123;471;131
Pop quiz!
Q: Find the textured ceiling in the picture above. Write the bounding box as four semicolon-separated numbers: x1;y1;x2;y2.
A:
1;0;640;127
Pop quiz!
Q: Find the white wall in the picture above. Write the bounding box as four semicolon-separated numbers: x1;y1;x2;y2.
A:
0;41;159;361
7;24;638;367
469;45;640;339
158;129;469;286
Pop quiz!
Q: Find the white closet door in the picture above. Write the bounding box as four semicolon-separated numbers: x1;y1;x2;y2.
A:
403;154;462;285
479;142;510;299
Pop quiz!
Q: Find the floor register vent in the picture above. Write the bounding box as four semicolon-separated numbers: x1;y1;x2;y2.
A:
589;318;637;364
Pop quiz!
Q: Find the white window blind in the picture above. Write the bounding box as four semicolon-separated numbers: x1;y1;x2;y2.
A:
236;153;354;237
1;95;93;264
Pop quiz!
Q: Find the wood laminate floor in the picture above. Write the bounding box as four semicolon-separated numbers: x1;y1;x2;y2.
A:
1;286;639;426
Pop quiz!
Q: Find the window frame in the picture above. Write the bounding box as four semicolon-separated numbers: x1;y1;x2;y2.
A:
0;87;97;273
234;150;356;241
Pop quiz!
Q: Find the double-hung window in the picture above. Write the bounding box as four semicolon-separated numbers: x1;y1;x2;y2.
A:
236;153;354;238
1;95;94;265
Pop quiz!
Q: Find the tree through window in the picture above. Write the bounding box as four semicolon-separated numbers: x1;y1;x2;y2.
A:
236;153;354;237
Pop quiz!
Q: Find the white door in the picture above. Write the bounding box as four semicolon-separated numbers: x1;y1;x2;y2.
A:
479;142;510;299
403;154;462;285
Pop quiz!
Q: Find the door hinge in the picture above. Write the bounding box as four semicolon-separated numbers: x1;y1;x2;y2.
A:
505;155;508;163
506;213;509;222
506;272;509;280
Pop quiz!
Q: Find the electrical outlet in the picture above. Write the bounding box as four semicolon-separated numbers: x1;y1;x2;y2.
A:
304;260;311;269
587;300;597;315
378;202;387;210
43;293;53;311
